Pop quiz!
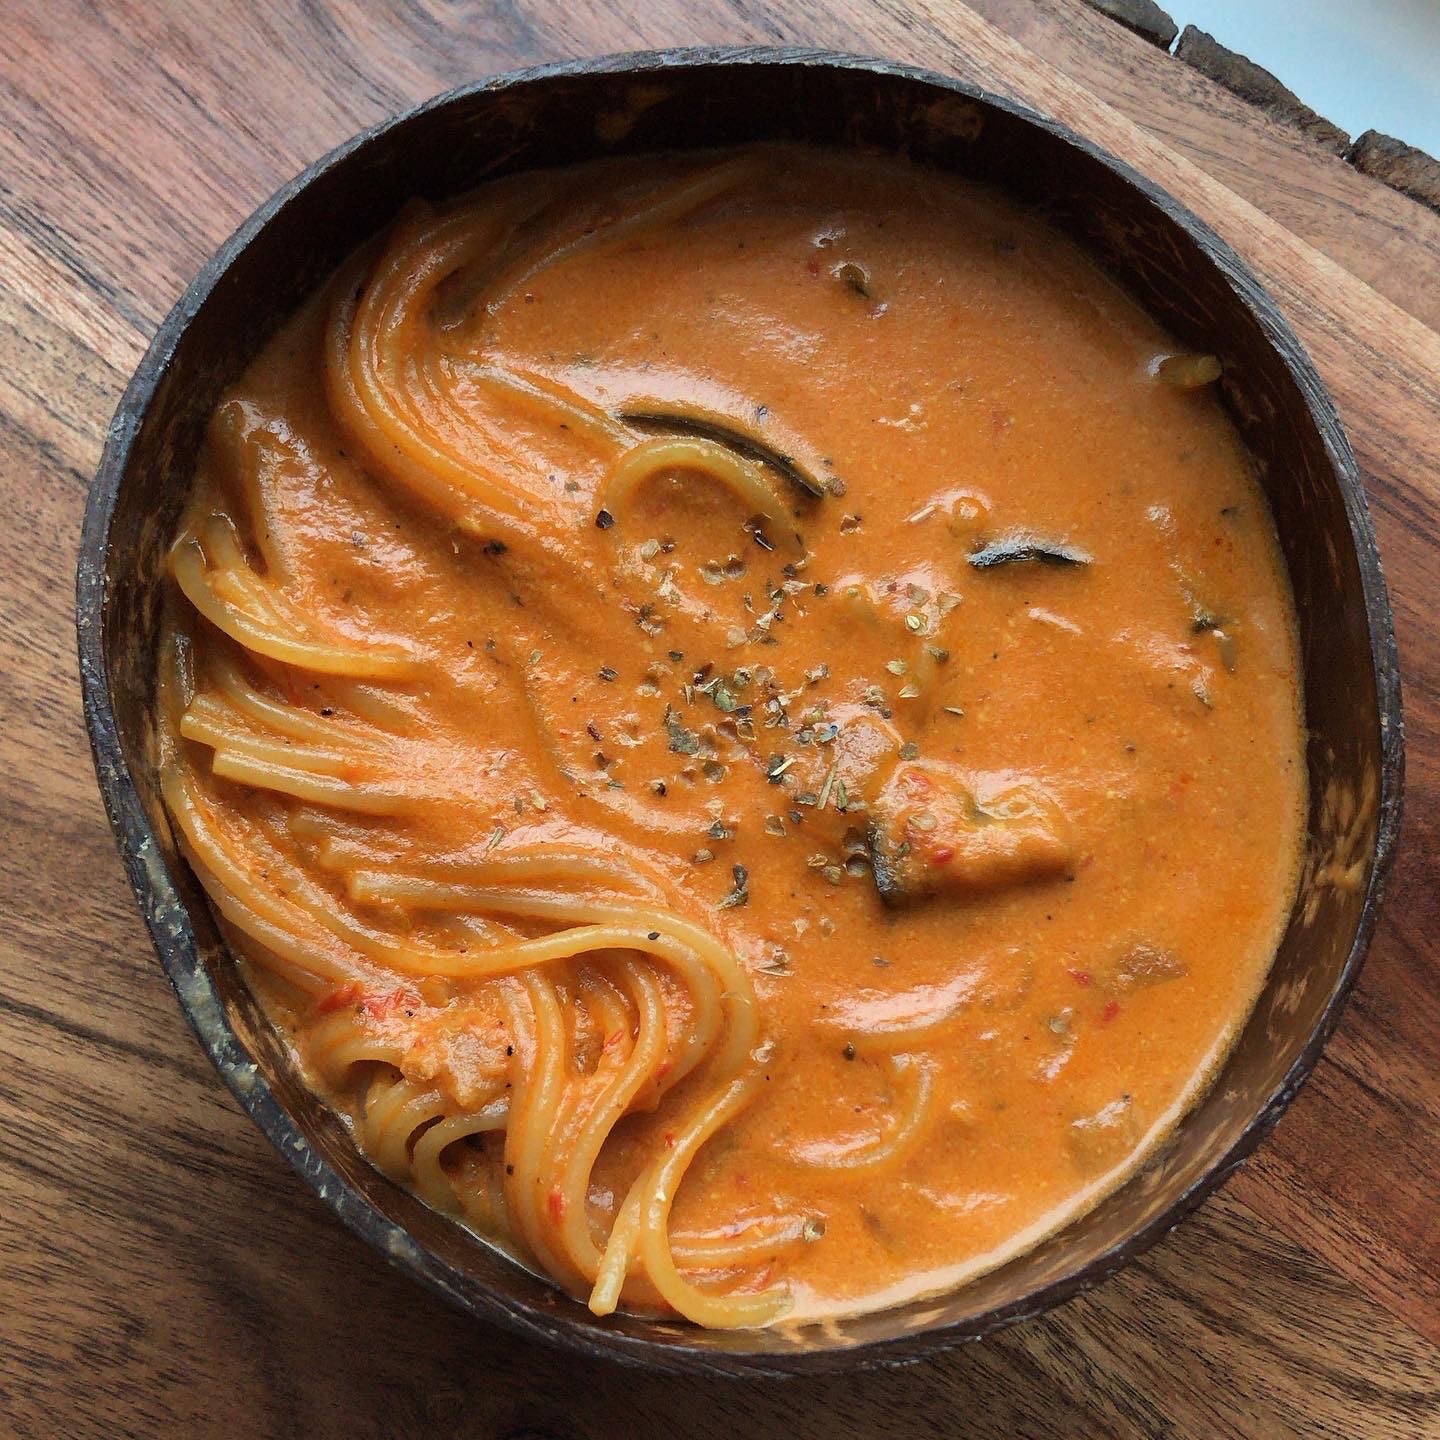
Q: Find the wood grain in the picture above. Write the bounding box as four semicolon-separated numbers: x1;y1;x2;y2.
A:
1;3;1437;1437
964;0;1440;335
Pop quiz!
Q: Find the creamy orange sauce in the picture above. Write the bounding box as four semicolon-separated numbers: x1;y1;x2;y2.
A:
161;145;1305;1324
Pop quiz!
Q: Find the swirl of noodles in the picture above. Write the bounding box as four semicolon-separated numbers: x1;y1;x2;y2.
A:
159;635;791;1323
155;159;838;1329
602;436;791;531
324;202;552;541
170;514;420;679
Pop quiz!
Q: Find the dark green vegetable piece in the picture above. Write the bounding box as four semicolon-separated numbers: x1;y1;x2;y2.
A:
616;404;827;499
968;532;1092;569
866;821;905;907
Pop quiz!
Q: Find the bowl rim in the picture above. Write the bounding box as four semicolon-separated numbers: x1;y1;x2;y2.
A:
76;44;1405;1378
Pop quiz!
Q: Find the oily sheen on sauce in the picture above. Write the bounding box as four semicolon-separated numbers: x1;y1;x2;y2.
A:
156;144;1305;1327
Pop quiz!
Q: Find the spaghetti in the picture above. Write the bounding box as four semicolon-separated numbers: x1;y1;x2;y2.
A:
158;145;1305;1326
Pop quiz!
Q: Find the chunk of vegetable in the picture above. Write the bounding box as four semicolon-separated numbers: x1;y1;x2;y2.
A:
867;761;1074;906
1106;942;1188;993
1155;353;1222;389
967;532;1092;569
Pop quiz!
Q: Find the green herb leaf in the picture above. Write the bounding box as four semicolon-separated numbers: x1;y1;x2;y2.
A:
665;708;701;755
717;864;750;909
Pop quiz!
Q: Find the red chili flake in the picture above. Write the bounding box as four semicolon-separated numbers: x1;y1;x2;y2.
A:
362;987;422;1019
1067;969;1093;988
654;1060;673;1082
806;256;820;276
930;846;955;866
547;1187;566;1221
664;1130;677;1149
1101;1000;1122;1024
603;1028;626;1051
315;982;364;1015
902;772;933;797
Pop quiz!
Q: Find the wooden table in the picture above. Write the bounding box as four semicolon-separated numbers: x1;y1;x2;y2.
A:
3;3;1437;1435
